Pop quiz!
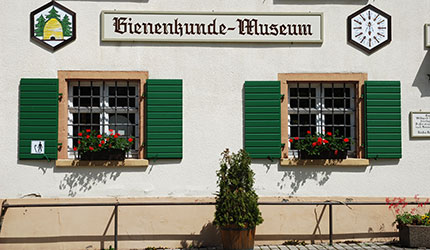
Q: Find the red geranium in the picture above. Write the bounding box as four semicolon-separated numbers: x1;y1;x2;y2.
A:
78;132;82;136
73;147;77;151
86;129;91;133
289;130;352;158
74;129;134;154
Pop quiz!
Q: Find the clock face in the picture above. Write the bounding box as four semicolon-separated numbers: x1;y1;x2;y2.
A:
347;5;391;53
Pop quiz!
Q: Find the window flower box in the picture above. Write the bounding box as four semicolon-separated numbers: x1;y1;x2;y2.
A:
74;129;134;161
299;150;347;160
80;149;126;161
290;131;351;160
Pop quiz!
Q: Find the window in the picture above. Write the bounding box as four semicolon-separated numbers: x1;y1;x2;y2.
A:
288;82;356;157
68;80;139;158
279;73;367;159
58;71;147;160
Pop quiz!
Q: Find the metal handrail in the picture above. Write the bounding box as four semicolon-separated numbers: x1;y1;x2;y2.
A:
1;200;419;249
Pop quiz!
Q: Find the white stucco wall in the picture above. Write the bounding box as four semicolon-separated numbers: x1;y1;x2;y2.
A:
1;0;430;198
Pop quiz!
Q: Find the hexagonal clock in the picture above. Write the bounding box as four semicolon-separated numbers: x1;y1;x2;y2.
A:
30;1;76;51
347;5;391;54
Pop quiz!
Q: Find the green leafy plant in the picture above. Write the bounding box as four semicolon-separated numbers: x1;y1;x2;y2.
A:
289;130;351;157
74;129;134;154
282;240;307;246
395;212;430;227
213;149;263;229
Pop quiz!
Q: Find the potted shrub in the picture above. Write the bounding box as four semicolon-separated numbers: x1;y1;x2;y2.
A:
289;130;351;159
396;212;430;248
74;129;134;160
213;149;263;250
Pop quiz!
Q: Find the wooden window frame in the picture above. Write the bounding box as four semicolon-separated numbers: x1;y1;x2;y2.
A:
58;71;148;160
278;73;367;159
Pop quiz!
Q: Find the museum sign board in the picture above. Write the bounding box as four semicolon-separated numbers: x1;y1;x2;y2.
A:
101;11;323;43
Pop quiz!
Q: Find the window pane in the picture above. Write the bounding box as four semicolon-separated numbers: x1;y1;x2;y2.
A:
109;86;136;107
290;98;316;108
290;87;316;97
290;87;316;108
108;114;135;137
290;114;316;138
73;113;100;127
72;113;100;147
324;114;351;126
324;88;351;108
73;86;100;107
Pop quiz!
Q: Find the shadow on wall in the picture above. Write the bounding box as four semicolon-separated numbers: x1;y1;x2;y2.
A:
277;165;367;195
17;160;55;175
180;222;221;248
0;222;222;248
412;50;430;97
273;0;368;4
55;167;147;197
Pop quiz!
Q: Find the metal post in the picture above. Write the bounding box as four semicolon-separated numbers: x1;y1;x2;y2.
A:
114;204;118;250
329;204;333;245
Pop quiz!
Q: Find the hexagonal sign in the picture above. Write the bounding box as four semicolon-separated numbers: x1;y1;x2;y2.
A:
30;1;76;51
347;5;391;54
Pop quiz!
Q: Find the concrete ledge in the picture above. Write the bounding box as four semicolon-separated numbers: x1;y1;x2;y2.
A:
55;159;149;167
280;158;370;167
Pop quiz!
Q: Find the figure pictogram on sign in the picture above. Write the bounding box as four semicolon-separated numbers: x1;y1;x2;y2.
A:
31;141;45;154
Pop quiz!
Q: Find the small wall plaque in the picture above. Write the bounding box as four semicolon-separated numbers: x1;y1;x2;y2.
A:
31;140;45;154
410;112;430;138
30;1;76;51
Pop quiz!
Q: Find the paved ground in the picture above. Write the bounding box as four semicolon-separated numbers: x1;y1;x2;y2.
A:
169;243;428;250
251;243;427;249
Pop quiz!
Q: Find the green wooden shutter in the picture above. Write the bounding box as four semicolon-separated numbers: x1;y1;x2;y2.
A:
19;78;59;160
244;81;281;159
364;81;401;159
145;79;182;159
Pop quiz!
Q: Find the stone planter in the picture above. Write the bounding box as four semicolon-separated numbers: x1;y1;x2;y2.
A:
299;150;347;159
80;149;126;161
399;225;430;248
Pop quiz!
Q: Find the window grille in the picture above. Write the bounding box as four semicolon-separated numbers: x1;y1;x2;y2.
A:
288;82;356;157
67;80;139;158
